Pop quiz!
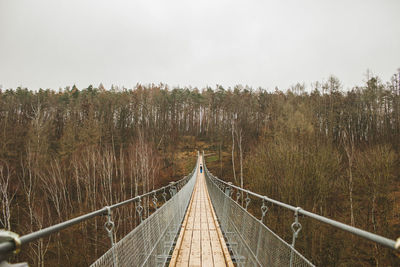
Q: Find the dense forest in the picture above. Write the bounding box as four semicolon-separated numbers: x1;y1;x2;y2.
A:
1;73;400;266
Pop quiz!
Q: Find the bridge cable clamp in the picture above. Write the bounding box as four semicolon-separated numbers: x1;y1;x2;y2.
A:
136;198;143;223
291;207;302;247
236;190;241;203
152;192;158;210
0;230;21;254
245;193;251;210
169;182;177;197
104;206;117;267
260;199;269;223
104;206;115;236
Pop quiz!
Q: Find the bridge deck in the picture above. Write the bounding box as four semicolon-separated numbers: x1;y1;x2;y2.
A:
169;157;233;267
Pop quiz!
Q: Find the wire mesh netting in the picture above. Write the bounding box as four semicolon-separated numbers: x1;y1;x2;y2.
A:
204;168;315;267
91;164;197;267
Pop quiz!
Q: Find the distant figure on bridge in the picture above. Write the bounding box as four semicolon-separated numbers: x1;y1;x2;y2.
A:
200;165;203;173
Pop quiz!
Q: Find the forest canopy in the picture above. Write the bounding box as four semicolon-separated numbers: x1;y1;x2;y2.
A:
1;73;400;266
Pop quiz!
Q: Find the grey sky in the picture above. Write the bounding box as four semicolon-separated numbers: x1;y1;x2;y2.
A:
0;0;399;91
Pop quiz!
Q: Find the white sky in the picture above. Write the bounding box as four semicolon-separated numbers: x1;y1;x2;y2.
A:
0;0;399;91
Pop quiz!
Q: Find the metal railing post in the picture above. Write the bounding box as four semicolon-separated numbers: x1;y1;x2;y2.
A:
289;207;302;267
256;199;269;258
104;206;117;267
152;192;158;210
136;198;143;224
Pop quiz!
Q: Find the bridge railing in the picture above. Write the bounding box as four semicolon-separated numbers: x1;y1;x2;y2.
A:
203;160;314;267
203;157;400;266
91;157;198;267
0;155;199;266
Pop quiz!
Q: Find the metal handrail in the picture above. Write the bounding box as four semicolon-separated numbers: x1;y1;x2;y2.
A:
0;166;196;259
203;164;400;251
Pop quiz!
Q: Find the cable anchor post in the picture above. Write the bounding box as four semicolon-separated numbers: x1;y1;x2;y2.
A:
104;206;117;267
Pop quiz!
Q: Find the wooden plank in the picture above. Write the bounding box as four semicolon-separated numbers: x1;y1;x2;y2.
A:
200;183;210;231
209;230;226;266
189;230;201;267
186;198;196;230
193;189;201;230
201;229;214;267
176;230;192;266
178;179;199;265
189;175;202;266
206;203;216;230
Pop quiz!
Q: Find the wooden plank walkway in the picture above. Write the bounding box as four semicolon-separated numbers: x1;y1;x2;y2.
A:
169;157;234;267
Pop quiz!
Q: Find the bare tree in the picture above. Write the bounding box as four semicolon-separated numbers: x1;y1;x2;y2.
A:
236;127;244;189
341;128;355;227
40;159;68;265
231;119;237;183
0;161;16;230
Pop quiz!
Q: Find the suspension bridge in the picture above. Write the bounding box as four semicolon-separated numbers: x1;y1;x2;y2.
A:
0;152;399;266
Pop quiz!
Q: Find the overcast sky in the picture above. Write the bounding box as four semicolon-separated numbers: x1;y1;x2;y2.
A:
0;0;399;91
